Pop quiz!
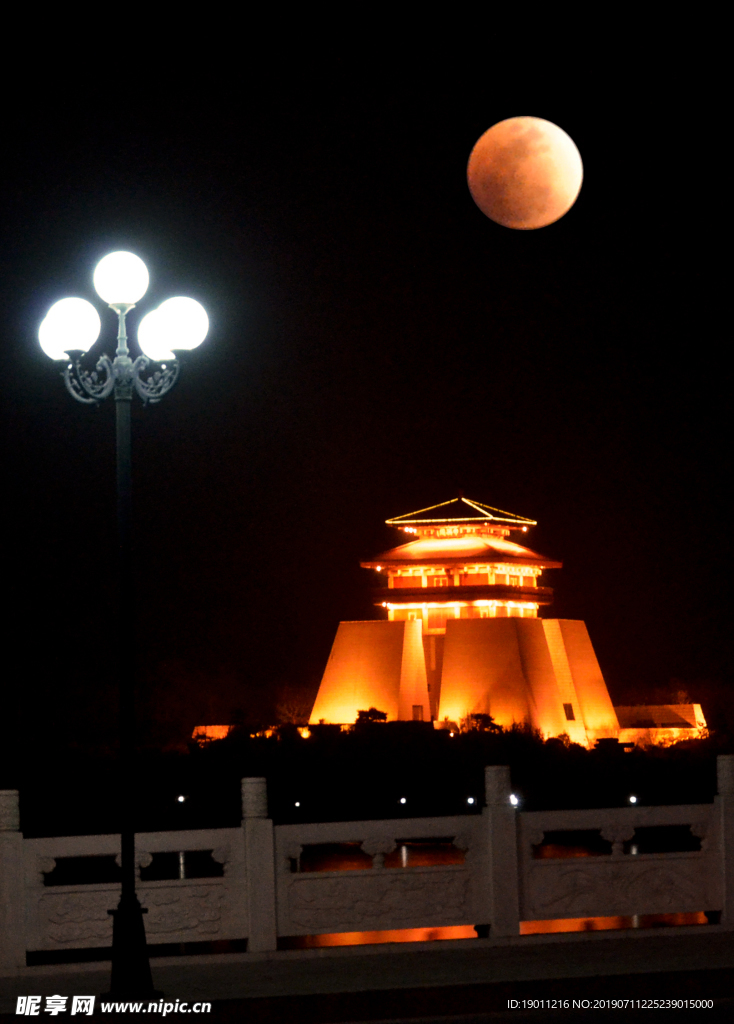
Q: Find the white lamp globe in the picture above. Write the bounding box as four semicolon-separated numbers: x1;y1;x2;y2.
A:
156;297;209;351
93;251;149;305
138;309;175;363
39;298;102;361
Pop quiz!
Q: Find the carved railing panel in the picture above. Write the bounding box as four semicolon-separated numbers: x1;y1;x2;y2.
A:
285;868;470;934
517;804;722;921
34;879;226;950
522;855;715;920
274;815;481;935
23;828;244;951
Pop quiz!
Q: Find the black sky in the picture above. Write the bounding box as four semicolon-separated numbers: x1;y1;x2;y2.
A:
1;43;728;765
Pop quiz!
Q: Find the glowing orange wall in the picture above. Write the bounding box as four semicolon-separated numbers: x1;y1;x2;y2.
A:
310;614;619;742
397;619;432;721
437;619;538;729
309;620;430;724
191;725;233;742
540;620;592;745
553;620;619;739
437;618;618;742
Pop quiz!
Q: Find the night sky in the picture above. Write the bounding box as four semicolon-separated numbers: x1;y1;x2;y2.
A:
1;46;728;770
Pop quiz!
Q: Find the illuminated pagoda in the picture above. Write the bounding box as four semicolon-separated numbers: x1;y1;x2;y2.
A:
190;498;707;748
372;496;555;626
309;497;621;745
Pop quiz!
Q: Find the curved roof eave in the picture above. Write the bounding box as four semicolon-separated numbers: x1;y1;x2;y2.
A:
362;534;562;569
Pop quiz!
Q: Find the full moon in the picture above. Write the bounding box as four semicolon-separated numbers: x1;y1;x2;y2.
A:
467;117;583;230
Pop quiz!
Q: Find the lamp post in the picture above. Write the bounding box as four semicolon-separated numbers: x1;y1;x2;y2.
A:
39;252;209;997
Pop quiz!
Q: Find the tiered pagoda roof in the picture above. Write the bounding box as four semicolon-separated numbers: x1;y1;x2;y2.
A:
364;496;560;569
361;533;560;569
385;496;536;530
363;496;560;611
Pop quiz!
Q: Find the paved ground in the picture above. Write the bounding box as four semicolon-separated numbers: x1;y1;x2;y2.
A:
3;976;731;1023
207;972;734;1023
2;928;734;1020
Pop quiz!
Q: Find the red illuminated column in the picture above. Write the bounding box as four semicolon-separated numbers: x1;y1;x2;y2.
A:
0;791;24;974
241;778;277;951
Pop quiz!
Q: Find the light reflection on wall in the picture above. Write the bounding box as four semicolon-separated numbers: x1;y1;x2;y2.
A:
280;913;709;949
280;926;477;948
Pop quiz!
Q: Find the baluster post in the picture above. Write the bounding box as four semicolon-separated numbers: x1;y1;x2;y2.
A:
483;766;520;936
241;778;277;950
0;791;24;973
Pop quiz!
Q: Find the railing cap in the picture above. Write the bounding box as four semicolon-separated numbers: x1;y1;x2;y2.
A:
241;777;268;819
484;765;511;806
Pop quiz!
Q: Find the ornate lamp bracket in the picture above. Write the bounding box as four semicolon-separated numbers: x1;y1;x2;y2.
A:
59;304;181;407
63;353;116;405
132;355;180;405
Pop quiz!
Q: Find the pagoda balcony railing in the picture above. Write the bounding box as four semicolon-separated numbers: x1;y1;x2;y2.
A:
372;584;554;605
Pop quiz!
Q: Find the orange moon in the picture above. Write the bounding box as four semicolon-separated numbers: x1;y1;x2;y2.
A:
467;117;583;230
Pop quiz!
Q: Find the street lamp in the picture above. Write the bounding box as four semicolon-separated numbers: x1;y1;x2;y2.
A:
39;251;208;997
